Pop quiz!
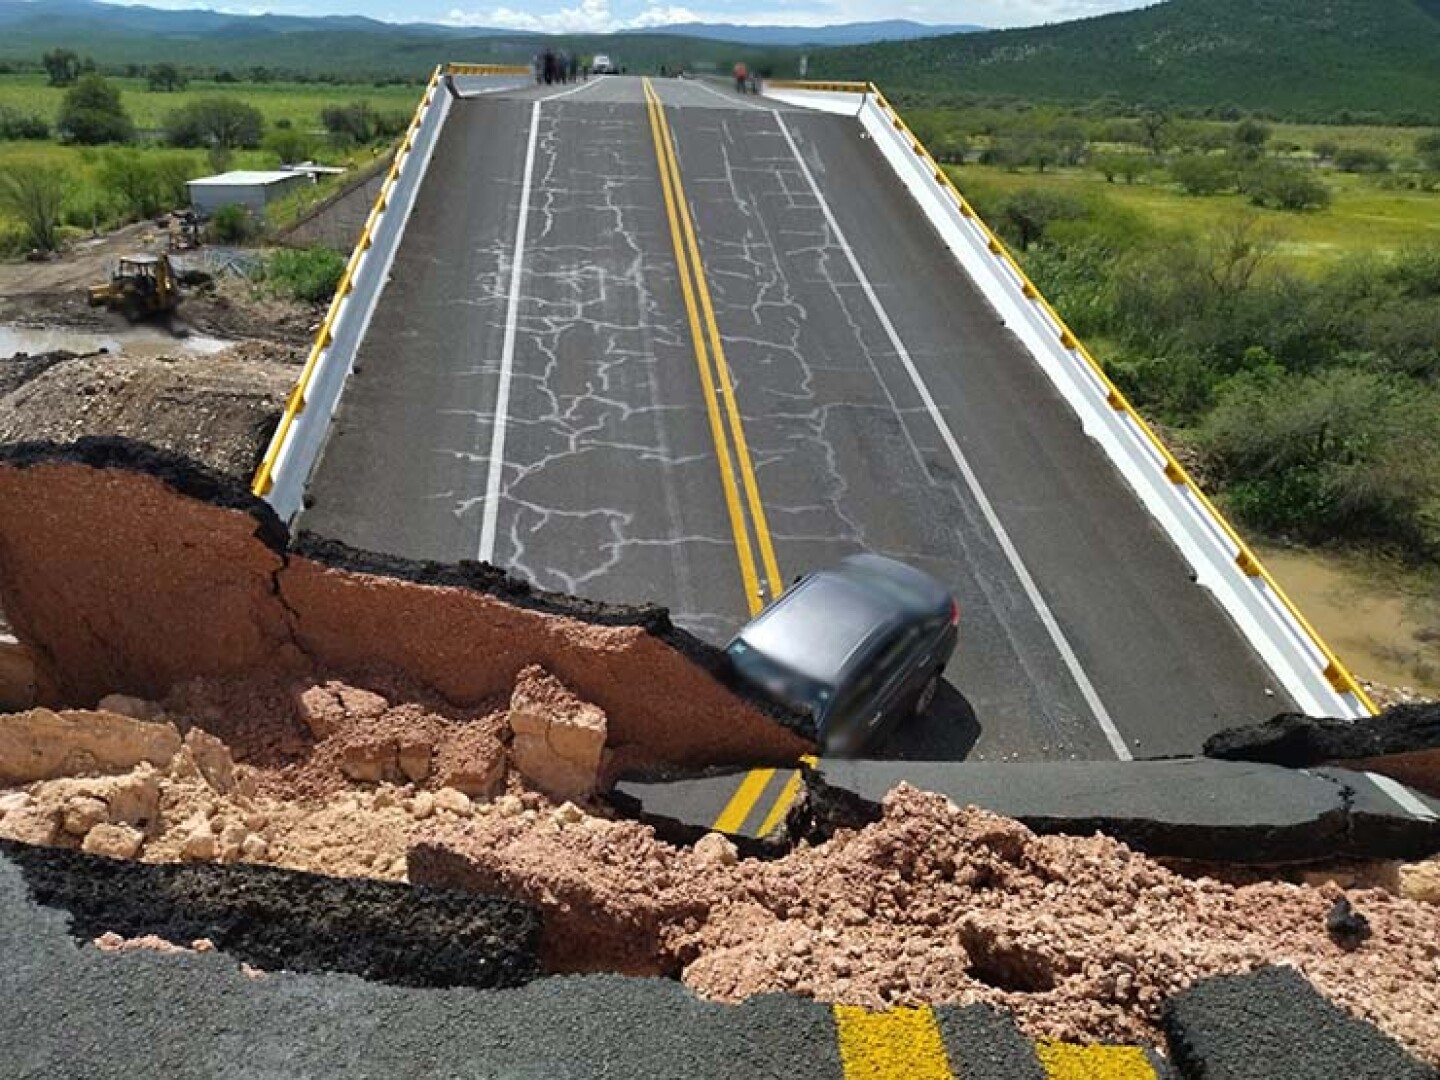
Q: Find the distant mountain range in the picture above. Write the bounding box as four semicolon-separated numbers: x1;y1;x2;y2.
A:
2;0;1436;124
0;1;977;46
620;21;985;47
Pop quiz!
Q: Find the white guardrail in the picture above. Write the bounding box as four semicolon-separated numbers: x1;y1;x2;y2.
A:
252;64;531;523
764;81;1375;720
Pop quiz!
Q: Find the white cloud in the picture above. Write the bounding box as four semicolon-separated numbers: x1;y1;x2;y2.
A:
444;0;710;31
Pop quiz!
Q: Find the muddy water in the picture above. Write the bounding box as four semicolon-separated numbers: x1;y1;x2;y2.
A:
1257;545;1440;695
0;324;230;360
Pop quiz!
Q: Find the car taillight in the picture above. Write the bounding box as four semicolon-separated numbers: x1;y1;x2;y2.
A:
949;599;960;626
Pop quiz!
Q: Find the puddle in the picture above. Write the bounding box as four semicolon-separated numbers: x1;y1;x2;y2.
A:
0;324;231;361
1257;545;1440;695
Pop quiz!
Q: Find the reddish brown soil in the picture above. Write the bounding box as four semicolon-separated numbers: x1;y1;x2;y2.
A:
0;457;808;776
0;462;293;704
281;557;811;774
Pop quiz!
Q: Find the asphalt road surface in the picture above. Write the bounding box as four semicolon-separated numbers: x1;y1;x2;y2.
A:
303;76;1292;762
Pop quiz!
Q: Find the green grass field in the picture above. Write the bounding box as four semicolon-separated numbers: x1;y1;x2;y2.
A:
0;74;424;132
947;163;1440;272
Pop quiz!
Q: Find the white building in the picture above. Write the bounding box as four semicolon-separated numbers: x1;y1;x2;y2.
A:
186;170;312;217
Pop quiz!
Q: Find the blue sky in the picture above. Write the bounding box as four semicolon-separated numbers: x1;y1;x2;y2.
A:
129;0;1160;31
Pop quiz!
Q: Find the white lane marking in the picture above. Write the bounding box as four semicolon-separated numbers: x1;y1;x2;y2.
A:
1364;771;1439;821
538;77;603;102
684;76;769;112
478;100;541;564
773;111;1133;762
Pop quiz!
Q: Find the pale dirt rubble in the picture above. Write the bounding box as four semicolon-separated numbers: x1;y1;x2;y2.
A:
4;706;1440;1063
0;708;181;787
509;665;608;802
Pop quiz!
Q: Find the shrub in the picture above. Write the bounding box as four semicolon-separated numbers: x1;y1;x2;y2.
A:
321;101;378;146
97;150;195;219
0;164;70;251
1334;145;1391;173
262;246;346;303
1170;153;1236;195
1241;162;1331;211
165;98;264;150
1416;132;1440;174
0;106;50;140
264;127;313;166
209;203;254;243
1200;368;1440;555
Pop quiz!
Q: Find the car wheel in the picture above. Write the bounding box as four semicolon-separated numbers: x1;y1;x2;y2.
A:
913;671;940;717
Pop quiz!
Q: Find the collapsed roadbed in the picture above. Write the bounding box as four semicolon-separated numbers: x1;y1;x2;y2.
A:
1;440;1439;1076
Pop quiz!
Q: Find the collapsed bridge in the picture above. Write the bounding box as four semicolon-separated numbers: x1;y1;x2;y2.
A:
253;68;1370;774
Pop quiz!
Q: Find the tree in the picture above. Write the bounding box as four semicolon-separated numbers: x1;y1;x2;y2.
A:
41;48;81;87
1415;131;1440;173
998;189;1085;250
1138;108;1171;156
1232;118;1271;152
147;63;188;92
56;74;134;145
929;131;968;165
0;165;70;251
164;98;264;150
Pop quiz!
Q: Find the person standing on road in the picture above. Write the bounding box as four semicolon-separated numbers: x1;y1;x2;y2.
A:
733;61;749;94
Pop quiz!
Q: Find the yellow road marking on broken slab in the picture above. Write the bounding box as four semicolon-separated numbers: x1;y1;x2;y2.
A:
1037;1042;1157;1079
712;767;776;834
834;1005;952;1080
756;768;805;837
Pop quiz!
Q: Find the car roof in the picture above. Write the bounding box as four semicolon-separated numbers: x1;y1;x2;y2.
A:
733;554;949;685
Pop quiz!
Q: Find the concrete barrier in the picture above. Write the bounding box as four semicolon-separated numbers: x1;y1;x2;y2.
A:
251;67;454;524
763;83;1372;722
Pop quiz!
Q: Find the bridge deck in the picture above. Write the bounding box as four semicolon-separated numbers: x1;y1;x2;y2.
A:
302;76;1289;760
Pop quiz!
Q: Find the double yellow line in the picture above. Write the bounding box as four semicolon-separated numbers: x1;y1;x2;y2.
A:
643;78;783;617
643;79;802;838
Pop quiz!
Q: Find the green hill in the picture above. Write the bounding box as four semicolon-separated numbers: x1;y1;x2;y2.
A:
0;2;792;81
811;0;1440;122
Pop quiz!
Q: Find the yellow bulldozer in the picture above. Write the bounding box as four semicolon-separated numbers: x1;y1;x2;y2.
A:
88;253;180;322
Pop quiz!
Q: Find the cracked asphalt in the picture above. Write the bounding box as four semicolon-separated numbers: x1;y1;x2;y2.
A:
302;76;1291;760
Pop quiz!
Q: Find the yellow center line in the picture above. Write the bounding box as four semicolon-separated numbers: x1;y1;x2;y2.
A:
648;82;786;605
712;767;776;834
645;79;809;834
1036;1042;1158;1079
643;78;763;614
834;1005;953;1080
